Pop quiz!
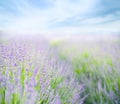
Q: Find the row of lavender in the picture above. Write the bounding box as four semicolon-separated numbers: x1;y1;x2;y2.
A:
53;37;120;104
0;37;84;104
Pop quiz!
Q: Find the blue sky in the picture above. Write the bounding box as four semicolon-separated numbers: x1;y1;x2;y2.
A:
0;0;120;34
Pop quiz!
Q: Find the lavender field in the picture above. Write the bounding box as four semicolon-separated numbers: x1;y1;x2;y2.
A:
0;0;120;103
51;35;120;104
0;35;120;104
0;36;84;104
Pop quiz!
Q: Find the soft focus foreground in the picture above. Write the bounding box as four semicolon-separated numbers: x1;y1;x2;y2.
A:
0;36;83;104
51;35;120;104
0;35;120;104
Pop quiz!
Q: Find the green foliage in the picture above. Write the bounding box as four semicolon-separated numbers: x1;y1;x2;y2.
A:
28;71;33;77
106;57;113;67
11;93;20;104
21;67;26;87
35;82;41;91
58;86;72;104
75;68;81;75
51;77;64;89
82;51;90;58
50;40;61;47
0;88;6;104
59;53;67;61
57;45;120;103
38;98;49;104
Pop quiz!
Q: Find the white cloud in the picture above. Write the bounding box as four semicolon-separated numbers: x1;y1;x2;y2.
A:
81;13;120;24
1;0;99;29
49;0;99;23
0;0;120;34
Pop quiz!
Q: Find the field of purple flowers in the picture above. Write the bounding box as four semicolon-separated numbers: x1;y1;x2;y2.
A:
51;35;120;104
0;35;120;104
0;36;85;104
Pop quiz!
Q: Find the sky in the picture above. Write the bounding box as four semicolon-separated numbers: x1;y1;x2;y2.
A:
0;0;120;34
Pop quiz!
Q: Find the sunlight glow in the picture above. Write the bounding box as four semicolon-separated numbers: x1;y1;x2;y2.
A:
0;0;120;34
